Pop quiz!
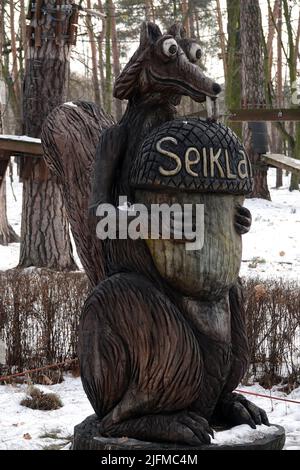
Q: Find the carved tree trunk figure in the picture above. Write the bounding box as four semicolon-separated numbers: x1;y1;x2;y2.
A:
42;22;272;447
240;0;271;200
19;0;77;269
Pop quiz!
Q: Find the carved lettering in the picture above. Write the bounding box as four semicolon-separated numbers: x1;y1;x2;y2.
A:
155;137;251;182
225;149;236;179
202;148;208;177
210;148;224;178
157;137;182;176
237;150;249;179
185;147;201;176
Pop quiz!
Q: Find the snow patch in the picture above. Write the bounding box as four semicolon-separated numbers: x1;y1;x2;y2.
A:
211;424;278;446
0;135;41;143
63;102;78;108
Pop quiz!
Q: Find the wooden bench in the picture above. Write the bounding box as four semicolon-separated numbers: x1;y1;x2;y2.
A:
261;153;300;176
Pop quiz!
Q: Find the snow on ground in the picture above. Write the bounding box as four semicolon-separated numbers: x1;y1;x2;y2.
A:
0;375;299;450
241;170;300;282
0;375;93;450
1;166;299;280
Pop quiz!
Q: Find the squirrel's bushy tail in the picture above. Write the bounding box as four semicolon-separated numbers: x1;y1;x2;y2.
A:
41;101;114;287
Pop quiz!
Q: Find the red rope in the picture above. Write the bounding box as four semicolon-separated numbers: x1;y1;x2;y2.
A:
0;358;78;383
236;389;300;405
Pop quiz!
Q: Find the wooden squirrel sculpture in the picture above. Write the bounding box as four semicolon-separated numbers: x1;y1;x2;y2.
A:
41;22;269;446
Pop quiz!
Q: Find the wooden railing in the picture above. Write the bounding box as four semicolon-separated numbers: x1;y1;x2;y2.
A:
0;135;42;187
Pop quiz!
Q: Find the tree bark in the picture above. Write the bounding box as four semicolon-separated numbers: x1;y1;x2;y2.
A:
105;0;112;114
97;0;106;105
19;178;74;268
225;0;242;139
216;0;227;81
266;0;280;79
86;0;101;106
240;0;271;200
0;1;19;245
19;0;77;270
110;0;122;121
0;175;20;245
181;0;190;36
276;0;283;188
282;0;300;191
9;0;21;122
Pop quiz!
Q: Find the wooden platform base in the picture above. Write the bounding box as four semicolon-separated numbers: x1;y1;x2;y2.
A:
73;414;285;451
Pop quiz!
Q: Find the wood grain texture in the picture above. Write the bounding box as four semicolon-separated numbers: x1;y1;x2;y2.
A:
42;22;271;447
41;101;114;285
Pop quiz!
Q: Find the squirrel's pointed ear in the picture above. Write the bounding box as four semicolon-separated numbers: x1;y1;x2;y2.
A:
140;21;162;47
167;22;186;40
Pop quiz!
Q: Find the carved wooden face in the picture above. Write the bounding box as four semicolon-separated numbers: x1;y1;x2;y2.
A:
135;191;243;301
113;22;221;103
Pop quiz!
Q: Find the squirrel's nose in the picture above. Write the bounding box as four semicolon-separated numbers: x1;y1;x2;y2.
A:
212;83;222;94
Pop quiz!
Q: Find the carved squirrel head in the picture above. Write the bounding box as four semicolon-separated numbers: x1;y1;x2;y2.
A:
113;22;221;104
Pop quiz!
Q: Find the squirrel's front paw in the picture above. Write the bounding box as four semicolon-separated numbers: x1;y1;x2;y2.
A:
234;204;252;235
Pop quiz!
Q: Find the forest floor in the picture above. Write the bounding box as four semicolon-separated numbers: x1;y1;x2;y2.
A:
0;167;299;450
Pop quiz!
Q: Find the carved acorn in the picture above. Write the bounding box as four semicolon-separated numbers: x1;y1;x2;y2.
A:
131;118;253;299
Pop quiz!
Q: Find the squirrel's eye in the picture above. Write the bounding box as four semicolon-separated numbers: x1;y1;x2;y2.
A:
162;38;178;58
189;43;202;61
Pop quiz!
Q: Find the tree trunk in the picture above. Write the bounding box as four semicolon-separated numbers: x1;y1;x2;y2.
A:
0;1;19;246
9;0;21;131
105;0;112;114
266;0;280;79
97;0;106;105
216;0;227;81
240;0;271;200
19;0;27;80
144;0;155;22
225;0;242;139
276;0;283;188
0;176;20;245
19;179;74;268
19;0;77;270
181;0;190;36
282;0;299;191
110;0;122;121
86;0;101;106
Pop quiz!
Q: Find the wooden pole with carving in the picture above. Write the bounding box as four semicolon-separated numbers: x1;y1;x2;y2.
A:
19;0;78;270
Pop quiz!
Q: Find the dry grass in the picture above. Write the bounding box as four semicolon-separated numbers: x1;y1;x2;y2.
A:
20;386;63;410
